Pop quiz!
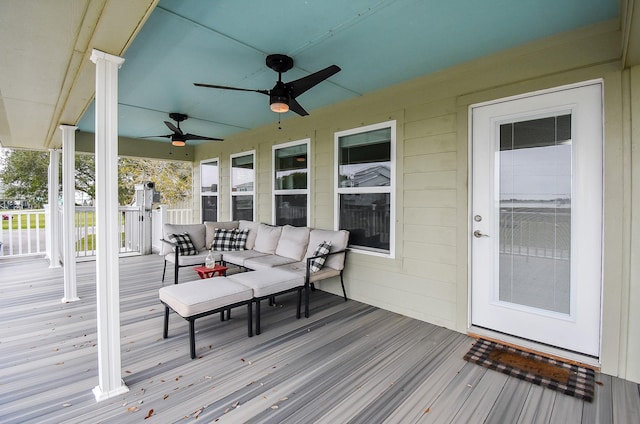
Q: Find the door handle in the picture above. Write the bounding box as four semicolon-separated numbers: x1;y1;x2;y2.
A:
473;230;489;238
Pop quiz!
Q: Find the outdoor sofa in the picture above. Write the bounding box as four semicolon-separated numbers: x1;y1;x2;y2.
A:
159;221;349;358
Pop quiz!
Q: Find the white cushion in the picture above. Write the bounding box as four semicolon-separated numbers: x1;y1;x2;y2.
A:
162;223;206;255
159;278;252;317
227;268;304;298
305;229;350;270
253;224;282;254
222;249;269;267
244;255;298;270
239;220;259;249
275;225;310;260
277;261;342;283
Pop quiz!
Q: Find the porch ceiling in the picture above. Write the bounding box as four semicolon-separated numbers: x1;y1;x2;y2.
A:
0;0;630;152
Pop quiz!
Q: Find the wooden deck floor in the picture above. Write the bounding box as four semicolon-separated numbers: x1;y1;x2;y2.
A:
1;255;639;423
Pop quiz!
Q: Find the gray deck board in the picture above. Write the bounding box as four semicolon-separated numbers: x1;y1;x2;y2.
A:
1;255;639;423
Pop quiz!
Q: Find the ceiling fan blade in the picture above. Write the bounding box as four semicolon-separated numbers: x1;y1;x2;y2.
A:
194;83;269;95
140;134;171;139
288;65;341;98
183;133;224;141
288;98;309;116
164;121;182;134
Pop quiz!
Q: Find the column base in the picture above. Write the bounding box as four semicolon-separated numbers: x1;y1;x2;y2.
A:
93;381;129;402
61;297;80;303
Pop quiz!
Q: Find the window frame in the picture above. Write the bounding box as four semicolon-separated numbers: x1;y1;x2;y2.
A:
272;138;311;226
334;120;396;258
230;150;256;221
199;158;220;223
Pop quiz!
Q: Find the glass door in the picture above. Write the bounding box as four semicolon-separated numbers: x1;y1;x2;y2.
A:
471;82;603;357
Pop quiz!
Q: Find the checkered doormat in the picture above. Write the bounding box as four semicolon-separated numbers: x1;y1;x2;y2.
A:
463;339;596;402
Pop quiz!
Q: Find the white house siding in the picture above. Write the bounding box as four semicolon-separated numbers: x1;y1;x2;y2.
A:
192;20;639;383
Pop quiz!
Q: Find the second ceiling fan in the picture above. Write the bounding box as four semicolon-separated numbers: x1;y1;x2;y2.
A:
194;54;341;116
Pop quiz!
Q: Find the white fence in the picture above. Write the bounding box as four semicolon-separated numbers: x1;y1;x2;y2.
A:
0;209;47;257
1;205;191;260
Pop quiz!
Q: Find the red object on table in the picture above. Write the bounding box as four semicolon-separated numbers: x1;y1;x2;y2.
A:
194;264;228;279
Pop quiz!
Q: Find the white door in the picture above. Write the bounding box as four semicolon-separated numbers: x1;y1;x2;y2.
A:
470;82;603;357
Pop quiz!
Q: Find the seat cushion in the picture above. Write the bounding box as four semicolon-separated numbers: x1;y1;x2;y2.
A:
159;278;252;318
227;268;304;298
222;249;269;267
277;261;342;283
244;254;298;270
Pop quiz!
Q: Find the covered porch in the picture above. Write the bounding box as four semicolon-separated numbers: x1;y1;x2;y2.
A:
1;255;638;423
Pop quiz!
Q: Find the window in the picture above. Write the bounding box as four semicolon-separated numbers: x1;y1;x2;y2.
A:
200;159;219;222
273;139;310;226
231;151;255;221
335;121;395;256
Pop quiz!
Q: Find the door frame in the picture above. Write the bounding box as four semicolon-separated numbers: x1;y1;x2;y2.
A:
466;79;605;364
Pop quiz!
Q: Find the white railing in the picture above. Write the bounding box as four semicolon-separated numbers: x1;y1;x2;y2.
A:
151;206;195;254
0;209;47;257
1;206;194;260
73;206;143;260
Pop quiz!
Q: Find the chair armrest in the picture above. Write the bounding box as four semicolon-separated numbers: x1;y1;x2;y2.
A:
160;238;178;248
304;249;349;284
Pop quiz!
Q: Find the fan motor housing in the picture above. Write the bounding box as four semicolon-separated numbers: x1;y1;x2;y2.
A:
266;54;294;73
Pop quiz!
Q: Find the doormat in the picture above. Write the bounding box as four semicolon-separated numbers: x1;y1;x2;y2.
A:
463;338;595;402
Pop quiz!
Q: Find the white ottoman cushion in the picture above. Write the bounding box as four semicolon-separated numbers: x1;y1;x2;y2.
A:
227;268;304;298
159;278;252;318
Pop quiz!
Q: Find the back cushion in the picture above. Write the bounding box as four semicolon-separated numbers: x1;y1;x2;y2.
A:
275;225;311;260
163;223;206;254
253;223;283;254
305;229;350;270
239;220;259;249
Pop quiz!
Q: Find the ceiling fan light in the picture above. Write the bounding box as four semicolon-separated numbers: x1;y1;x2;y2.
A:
270;96;289;113
171;139;186;147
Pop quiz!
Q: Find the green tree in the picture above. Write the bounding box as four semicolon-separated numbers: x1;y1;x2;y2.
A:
0;149;49;208
118;157;192;206
0;149;192;208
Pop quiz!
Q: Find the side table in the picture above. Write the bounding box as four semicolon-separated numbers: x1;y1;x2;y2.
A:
194;264;228;279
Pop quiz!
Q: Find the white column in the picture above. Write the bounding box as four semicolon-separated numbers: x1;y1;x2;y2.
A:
47;149;61;268
90;49;128;401
60;125;79;302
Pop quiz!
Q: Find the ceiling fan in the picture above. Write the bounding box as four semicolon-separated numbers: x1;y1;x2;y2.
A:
143;113;223;146
194;54;341;116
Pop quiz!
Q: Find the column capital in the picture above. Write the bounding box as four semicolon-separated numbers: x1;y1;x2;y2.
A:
59;125;78;132
90;49;125;67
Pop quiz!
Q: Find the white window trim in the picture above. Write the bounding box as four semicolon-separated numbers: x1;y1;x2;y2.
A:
199;157;219;222
272;138;311;226
334;120;396;258
230;150;256;221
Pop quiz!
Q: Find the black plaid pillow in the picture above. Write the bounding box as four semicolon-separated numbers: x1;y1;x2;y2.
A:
211;228;236;251
168;233;198;256
309;241;332;272
233;228;249;251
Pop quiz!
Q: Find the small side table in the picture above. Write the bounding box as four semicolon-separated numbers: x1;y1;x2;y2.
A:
194;264;228;279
